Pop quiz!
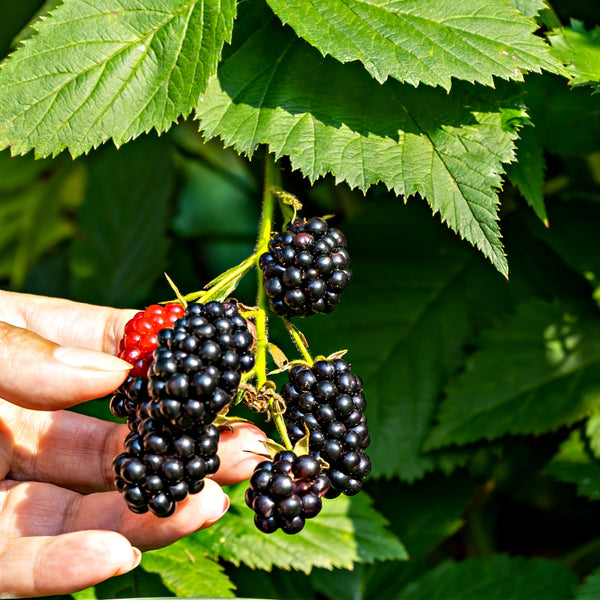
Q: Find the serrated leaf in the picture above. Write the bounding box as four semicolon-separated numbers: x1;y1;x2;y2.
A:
511;0;548;19
69;134;173;307
0;0;236;158
196;9;526;276
398;555;577;599
195;483;406;572
577;567;600;599
265;0;563;89
142;538;235;598
300;200;510;481
549;20;600;89
425;300;600;450
545;429;600;501
506;125;548;224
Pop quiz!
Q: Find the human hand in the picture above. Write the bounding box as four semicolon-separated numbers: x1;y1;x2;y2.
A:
0;290;266;598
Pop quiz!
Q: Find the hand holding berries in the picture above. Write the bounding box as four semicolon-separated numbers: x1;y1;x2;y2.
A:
111;300;255;517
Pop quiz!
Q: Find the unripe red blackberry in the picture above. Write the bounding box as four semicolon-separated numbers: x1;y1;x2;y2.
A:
113;300;255;517
245;451;330;534
110;303;185;421
259;217;352;318
282;358;371;497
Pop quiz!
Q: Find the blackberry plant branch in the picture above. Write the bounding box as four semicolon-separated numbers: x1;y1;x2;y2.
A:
254;157;293;450
284;319;314;366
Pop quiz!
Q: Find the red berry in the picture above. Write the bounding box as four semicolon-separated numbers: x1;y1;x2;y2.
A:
118;302;184;377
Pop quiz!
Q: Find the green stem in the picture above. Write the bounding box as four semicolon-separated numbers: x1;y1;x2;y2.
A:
286;320;314;365
254;158;292;450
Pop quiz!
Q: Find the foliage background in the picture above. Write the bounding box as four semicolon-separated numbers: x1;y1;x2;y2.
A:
2;0;600;598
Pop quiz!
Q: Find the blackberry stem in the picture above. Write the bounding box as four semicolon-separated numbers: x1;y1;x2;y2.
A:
255;158;293;450
285;320;314;366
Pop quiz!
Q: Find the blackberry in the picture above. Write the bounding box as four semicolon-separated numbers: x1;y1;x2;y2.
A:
110;303;185;421
245;451;330;534
282;358;371;497
114;300;255;517
259;217;352;318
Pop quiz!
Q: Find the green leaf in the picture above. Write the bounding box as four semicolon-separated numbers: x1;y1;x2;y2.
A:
549;20;600;89
375;473;476;560
72;567;172;599
69;134;173;307
577;567;600;599
299;199;510;480
197;8;530;276
265;0;563;89
195;483;406;573
511;0;548;19
506;126;548;224
545;429;600;501
425;300;600;450
398;555;577;599
142;538;235;598
0;0;236;158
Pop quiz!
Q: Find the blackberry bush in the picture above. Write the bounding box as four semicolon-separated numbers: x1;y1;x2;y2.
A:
113;300;255;517
259;217;352;318
282;358;371;498
245;450;331;534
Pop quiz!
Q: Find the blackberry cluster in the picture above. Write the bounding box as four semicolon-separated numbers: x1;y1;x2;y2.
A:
245;451;330;534
259;217;352;318
112;300;255;517
282;358;371;498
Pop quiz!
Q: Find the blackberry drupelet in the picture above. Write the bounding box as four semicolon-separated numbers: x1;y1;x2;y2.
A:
282;358;371;498
259;217;352;318
245;451;331;534
113;300;255;517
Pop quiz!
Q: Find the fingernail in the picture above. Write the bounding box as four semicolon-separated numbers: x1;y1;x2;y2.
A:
53;346;132;371
205;494;230;526
116;547;142;575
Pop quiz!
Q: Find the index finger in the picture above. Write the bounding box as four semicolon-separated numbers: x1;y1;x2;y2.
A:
0;290;137;354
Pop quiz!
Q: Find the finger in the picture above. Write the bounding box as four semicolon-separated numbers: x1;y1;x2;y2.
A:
0;289;138;354
5;405;267;492
0;530;141;598
211;422;269;485
0;479;230;551
0;323;131;410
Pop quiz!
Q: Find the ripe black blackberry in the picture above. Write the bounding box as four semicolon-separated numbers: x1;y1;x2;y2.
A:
114;300;255;517
259;217;352;318
282;358;371;498
245;451;331;534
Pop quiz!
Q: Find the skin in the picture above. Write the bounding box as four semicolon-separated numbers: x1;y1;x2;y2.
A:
0;290;267;598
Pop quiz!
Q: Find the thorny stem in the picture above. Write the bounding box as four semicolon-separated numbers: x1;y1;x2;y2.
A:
254;158;293;450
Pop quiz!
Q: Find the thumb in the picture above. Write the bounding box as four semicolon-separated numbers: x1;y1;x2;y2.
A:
0;321;131;410
0;530;141;598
